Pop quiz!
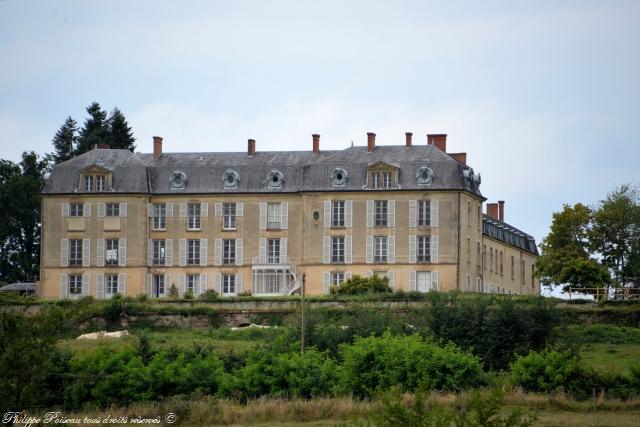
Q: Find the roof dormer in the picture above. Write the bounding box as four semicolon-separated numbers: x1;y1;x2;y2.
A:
366;161;399;189
79;164;112;192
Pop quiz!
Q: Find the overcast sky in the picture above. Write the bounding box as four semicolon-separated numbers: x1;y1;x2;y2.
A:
1;1;639;273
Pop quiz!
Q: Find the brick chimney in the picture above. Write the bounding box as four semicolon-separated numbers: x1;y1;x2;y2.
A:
487;203;499;220
427;134;447;152
94;143;110;150
312;134;320;153
498;200;505;222
153;136;163;159
367;132;376;152
450;152;467;165
405;132;413;147
248;139;256;156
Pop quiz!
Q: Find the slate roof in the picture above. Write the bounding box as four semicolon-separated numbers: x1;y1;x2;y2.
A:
483;214;538;255
43;145;484;196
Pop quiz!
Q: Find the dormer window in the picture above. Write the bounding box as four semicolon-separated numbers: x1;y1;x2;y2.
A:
367;161;398;189
80;165;111;192
96;175;105;191
83;174;107;191
84;176;93;191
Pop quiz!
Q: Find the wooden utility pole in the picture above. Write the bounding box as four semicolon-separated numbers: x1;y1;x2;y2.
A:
301;273;306;354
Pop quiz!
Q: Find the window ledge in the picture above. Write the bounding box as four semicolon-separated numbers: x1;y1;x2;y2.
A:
187;228;202;232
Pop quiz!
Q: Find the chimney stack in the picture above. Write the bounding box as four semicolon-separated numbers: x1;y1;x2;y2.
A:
248;139;256;156
312;134;320;153
405;132;413;147
153;136;163;159
450;153;467;165
367;132;376;152
498;200;505;222
427;134;447;152
487;203;499;220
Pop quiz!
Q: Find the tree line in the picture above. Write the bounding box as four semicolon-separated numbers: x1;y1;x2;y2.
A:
0;103;135;284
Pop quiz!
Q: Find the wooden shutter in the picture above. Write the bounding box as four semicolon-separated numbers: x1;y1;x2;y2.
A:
214;272;222;293
97;238;105;267
366;200;374;228
324;201;331;228
178;274;186;296
60;274;68;299
281;202;288;229
118;238;127;266
259;238;267;264
147;274;153;296
214;238;222;266
201;202;208;217
200;273;208;293
148;204;154;217
119;203;127;217
388;236;395;264
179;239;187;266
96;273;105;299
235;273;243;294
345;272;352;280
117;273;126;295
409;200;417;228
215;202;223;217
388;271;395;289
82;239;90;267
60;239;69;267
323;272;330;294
180;203;187;218
345;235;352;264
83;202;91;217
165;239;173;266
431;235;439;263
409;235;416;263
281;237;287;261
97;203;106;217
388;200;395;227
366;235;373;264
166;203;173;217
147;239;153;266
431;270;439;291
431;199;439;227
323;236;331;264
82;273;90;297
236;202;244;217
345;200;353;228
62;203;70;217
259;203;267;229
235;238;243;266
409;271;417;291
200;238;208;266
164;274;172;298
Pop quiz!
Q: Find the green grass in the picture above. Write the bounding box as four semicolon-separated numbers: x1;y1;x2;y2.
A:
559;324;640;345
580;343;640;376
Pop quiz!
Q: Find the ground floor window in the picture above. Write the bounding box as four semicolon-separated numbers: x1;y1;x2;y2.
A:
331;272;346;286
153;275;165;297
187;274;198;294
106;274;118;296
253;270;287;295
416;271;432;292
69;275;82;297
223;274;236;295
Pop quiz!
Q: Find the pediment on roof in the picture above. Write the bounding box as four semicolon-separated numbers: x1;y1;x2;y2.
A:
367;161;399;171
80;164;111;174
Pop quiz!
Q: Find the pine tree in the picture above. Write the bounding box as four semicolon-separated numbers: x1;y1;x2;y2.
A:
49;117;77;164
75;102;108;155
107;108;136;151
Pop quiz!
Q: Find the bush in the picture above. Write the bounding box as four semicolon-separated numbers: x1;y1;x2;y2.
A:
103;293;125;323
330;274;392;295
199;290;219;301
338;332;485;398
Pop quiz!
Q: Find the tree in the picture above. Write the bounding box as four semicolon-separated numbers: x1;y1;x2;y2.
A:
557;258;610;295
535;203;605;291
107;108;136;151
75;101;109;155
589;184;640;289
48;116;77;164
0;152;48;283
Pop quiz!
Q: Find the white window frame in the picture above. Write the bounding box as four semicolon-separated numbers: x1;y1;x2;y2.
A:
153;203;167;230
416;271;431;292
69;274;82;297
223;239;236;265
152;239;166;266
374;200;388;226
187;239;200;265
331;272;346;286
223;203;237;230
417;236;431;262
187;202;201;230
418;200;431;226
187;274;198;294
383;171;392;188
267;203;282;230
374;236;388;263
268;238;281;264
84;175;94;192
331;236;345;263
105;239;119;266
105;273;118;296
332;201;345;227
106;203;119;217
223;274;236;296
70;203;83;217
69;239;82;266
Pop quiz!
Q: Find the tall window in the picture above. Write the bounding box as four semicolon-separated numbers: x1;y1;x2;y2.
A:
96;175;105;191
531;265;535;288
106;274;118;296
500;251;504;276
268;239;281;264
332;237;345;263
383;172;392;188
332;201;345;227
331;272;346;286
223;203;236;230
490;248;493;273
372;172;381;188
106;203;119;217
477;242;481;267
267;203;282;230
187;240;200;265
152;275;165;297
69;275;82;296
418;200;431;226
374;236;388;263
152;240;166;266
466;237;471;262
152;203;166;230
70;203;83;217
417;236;431;262
416;271;431;292
69;239;82;266
188;203;201;230
84;175;93;192
483;245;487;270
223;274;236;295
477;206;482;230
187;274;198;294
105;239;119;265
374;200;388;226
223;239;236;265
467;202;471;227
511;255;515;280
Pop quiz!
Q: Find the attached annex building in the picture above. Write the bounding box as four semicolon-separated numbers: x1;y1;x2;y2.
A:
40;133;539;299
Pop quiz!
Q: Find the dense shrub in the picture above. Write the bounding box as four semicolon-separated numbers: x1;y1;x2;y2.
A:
338;333;485;398
556;323;640;345
330;274;392;295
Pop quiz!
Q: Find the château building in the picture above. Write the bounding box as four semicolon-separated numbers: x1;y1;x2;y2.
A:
39;132;539;299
